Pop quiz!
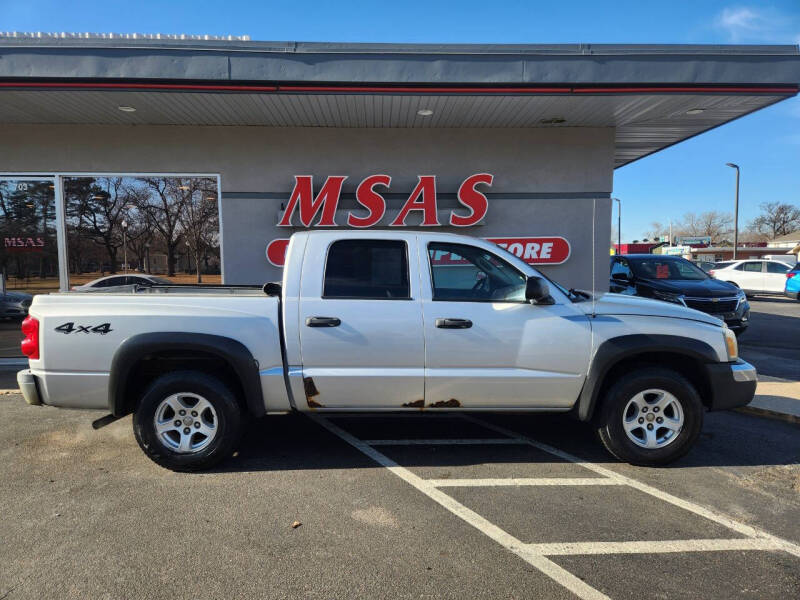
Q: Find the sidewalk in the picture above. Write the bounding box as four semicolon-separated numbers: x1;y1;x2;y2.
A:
741;381;800;423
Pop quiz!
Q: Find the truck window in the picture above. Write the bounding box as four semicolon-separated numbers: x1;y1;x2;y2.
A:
428;242;527;302
323;239;410;299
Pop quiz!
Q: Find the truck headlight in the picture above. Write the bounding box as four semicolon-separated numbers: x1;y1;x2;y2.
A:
735;290;746;307
653;290;686;306
723;327;738;361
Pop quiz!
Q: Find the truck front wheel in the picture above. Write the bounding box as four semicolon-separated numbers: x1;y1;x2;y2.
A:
595;368;703;466
133;371;243;472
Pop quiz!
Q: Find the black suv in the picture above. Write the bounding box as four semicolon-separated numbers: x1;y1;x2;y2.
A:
610;255;750;334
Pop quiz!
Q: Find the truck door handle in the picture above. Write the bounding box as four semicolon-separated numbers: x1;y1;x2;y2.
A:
306;316;341;327
435;318;472;329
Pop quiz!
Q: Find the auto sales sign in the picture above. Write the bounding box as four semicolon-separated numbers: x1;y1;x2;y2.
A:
267;173;571;266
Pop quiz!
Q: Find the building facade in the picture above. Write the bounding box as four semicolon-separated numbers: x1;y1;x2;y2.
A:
1;35;799;294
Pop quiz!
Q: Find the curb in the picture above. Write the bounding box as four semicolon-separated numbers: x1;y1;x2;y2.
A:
735;405;800;425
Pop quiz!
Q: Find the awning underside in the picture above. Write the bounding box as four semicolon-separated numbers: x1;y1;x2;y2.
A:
0;86;791;167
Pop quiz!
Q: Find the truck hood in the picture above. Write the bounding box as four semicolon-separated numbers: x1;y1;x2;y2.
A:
575;292;723;327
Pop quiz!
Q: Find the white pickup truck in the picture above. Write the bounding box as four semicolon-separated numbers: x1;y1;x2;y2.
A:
17;231;757;471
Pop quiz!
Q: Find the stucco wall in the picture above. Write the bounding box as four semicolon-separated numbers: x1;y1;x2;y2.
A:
0;124;614;291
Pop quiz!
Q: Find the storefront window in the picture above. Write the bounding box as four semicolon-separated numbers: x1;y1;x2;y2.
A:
64;176;221;288
0;177;57;357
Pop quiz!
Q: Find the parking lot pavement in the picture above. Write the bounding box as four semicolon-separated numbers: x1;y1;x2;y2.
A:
2;398;798;600
739;297;800;383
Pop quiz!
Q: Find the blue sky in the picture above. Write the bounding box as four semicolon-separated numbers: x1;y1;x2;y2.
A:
2;0;799;240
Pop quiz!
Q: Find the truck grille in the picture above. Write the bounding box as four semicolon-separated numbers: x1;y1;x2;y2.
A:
684;296;738;314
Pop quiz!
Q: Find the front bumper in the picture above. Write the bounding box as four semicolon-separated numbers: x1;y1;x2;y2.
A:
703;359;757;411
720;301;749;332
17;369;41;406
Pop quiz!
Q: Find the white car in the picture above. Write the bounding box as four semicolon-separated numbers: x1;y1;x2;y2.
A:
709;260;794;295
71;274;172;291
17;230;756;471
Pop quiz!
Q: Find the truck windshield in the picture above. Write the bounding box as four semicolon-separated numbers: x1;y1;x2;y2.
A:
629;257;708;281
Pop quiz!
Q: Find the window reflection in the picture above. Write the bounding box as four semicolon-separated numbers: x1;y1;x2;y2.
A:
0;178;57;357
64;176;220;287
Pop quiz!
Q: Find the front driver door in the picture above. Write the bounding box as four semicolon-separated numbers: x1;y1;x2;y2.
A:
420;239;592;409
298;234;424;409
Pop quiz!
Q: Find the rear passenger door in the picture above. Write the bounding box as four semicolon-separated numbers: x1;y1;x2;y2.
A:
764;261;790;292
298;235;425;409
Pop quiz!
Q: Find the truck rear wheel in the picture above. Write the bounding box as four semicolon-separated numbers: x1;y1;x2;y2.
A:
133;371;243;472
595;368;703;466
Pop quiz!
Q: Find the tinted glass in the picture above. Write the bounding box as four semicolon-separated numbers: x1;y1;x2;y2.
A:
629;257;707;281
611;259;633;278
741;262;763;273
766;262;789;273
93;276;125;287
428;242;527;302
713;262;734;269
324;239;409;299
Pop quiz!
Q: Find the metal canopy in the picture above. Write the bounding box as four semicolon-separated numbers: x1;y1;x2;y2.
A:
1;37;798;167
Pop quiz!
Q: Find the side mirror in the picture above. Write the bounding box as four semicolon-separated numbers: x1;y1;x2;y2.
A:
263;281;282;297
611;272;630;281
525;276;555;305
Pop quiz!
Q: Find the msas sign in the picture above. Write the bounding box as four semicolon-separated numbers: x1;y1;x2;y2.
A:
278;173;493;228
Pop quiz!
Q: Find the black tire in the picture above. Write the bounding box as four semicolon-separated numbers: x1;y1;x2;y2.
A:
595;367;704;466
133;370;243;472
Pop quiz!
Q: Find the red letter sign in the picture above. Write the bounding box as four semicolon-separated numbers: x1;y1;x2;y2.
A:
451;173;492;227
278;175;347;227
488;237;571;265
348;174;390;228
390;176;440;227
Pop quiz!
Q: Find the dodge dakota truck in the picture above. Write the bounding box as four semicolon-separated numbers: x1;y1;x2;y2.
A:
17;231;757;471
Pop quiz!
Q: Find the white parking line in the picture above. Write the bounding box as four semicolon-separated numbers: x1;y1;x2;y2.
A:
363;438;525;446
310;414;612;600
460;414;800;559
428;477;623;487
527;538;778;556
311;413;800;600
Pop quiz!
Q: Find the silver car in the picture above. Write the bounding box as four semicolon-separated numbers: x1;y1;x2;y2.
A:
0;291;32;320
72;274;172;292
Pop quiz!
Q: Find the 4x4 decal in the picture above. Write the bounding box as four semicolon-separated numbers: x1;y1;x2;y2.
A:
55;322;113;335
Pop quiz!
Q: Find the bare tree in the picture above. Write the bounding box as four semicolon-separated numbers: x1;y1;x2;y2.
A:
747;202;800;239
645;221;671;241
178;179;219;283
142;178;190;276
679;211;733;241
65;177;129;273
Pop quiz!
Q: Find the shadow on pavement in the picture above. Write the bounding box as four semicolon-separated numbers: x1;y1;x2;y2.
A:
216;410;800;474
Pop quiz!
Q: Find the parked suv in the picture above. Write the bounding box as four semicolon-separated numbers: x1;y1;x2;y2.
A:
610;255;749;334
785;263;800;300
709;259;792;296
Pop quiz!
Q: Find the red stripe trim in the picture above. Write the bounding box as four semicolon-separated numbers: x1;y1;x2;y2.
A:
0;81;796;95
277;85;573;93
572;86;798;94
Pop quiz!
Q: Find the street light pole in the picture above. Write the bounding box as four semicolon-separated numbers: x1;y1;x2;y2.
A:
725;163;740;260
121;219;128;273
613;198;621;253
